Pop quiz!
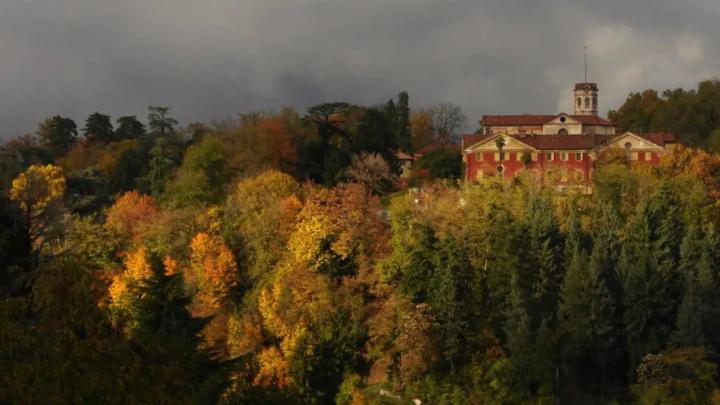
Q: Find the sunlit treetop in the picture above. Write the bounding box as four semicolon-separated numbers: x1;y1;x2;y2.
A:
10;164;65;213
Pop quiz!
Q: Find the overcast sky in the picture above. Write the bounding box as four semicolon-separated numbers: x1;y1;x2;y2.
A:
1;0;718;138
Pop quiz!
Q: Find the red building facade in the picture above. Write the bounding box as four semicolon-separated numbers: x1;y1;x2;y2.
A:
463;83;674;188
462;131;674;188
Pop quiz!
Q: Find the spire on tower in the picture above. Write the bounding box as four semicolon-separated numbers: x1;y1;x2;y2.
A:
584;45;588;83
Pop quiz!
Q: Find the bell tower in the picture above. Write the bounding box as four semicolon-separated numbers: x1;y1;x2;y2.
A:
574;46;598;116
574;82;598;115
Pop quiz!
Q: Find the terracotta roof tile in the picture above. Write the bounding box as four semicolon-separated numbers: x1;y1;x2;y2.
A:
636;132;676;147
415;144;459;155
481;114;613;127
463;132;676;151
462;134;493;147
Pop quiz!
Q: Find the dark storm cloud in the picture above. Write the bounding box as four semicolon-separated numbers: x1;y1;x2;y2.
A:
0;0;718;137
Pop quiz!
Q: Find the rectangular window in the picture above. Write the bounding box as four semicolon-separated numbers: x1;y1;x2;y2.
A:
494;152;500;162
560;152;569;161
545;152;554;161
630;152;639;161
531;152;538;162
575;152;583;161
475;152;483;161
645;152;652;161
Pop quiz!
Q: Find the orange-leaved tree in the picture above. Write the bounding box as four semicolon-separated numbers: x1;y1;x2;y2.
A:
187;232;239;314
104;190;158;245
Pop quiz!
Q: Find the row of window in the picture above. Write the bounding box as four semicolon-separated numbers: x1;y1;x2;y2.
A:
475;151;584;162
475;151;657;163
628;151;655;161
474;167;586;183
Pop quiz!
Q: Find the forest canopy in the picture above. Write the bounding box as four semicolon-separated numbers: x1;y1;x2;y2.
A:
1;83;720;404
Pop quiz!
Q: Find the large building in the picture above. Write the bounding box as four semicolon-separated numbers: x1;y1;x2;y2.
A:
463;82;675;188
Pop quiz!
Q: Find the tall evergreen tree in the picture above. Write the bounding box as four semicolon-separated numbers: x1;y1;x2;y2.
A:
674;224;720;350
429;235;472;371
37;115;78;157
396;91;412;151
517;194;563;326
130;255;219;401
116;115;146;140
83;112;114;143
621;203;678;372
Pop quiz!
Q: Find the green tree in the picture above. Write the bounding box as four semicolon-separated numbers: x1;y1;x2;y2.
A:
37;116;78;157
633;348;718;405
116;115;146;140
396;91;412;151
620;202;680;373
162;136;228;207
0;259;145;403
147;106;178;136
82;112;114;143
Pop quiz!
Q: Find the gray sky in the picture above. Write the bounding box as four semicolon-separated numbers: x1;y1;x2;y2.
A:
1;0;718;138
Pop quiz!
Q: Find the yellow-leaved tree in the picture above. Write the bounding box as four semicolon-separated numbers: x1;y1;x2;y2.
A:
253;183;385;395
224;170;301;282
108;246;154;333
10;164;66;262
187;232;239;314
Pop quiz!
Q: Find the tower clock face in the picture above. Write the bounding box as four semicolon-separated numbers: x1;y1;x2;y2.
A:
496;165;504;174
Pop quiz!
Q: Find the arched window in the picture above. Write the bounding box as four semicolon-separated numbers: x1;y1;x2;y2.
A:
592;95;597;109
577;98;582;107
558;128;568;135
585;97;590;108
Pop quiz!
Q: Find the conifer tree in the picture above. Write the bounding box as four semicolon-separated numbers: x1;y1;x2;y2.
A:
83;112;115;143
674;224;720;350
504;275;535;391
519;194;563;326
130;254;218;401
429;235;472;371
621;204;677;372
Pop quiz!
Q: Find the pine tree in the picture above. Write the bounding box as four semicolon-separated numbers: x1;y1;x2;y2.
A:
429;235;472;371
396;91;411;151
519;194;563;326
621;203;677;372
573;201;626;392
504;275;535;392
674;224;720;351
130;254;219;401
116;115;146;140
83;112;115;143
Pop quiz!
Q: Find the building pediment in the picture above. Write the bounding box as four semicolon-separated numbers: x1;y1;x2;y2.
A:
604;132;665;151
464;132;536;152
544;113;582;126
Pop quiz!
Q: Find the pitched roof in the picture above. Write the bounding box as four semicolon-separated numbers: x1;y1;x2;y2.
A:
635;132;676;147
462;134;493;148
396;150;414;160
481;114;613;127
415;144;459;155
463;132;676;151
521;134;611;150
